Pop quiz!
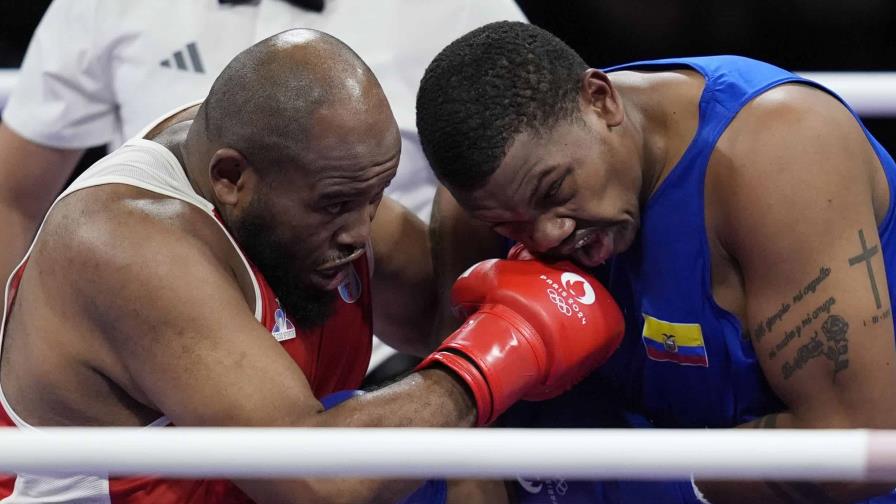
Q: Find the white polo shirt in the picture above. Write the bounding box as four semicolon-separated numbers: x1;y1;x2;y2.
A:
2;0;527;220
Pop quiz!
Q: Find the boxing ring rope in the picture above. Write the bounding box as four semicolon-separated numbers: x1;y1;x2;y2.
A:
0;428;895;481
800;72;896;117
2;70;896;116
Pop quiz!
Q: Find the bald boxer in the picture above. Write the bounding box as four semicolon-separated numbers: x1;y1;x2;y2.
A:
0;29;624;503
418;22;896;503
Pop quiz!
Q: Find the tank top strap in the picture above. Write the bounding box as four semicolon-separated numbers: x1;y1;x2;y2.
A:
605;56;813;198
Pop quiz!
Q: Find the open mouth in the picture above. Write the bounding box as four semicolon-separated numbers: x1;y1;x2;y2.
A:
317;248;365;271
574;228;616;267
311;248;365;291
310;264;351;291
556;227;617;268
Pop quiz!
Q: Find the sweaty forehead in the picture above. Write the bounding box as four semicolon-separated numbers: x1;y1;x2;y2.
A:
312;150;399;190
284;90;399;185
457;131;564;214
307;93;400;155
503;124;579;172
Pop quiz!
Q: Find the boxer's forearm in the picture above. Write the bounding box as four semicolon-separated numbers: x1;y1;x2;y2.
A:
370;264;438;356
697;412;893;503
371;196;439;356
313;368;476;428
428;184;505;344
236;369;475;504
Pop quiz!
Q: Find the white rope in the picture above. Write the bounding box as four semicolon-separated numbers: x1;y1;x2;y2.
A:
799;72;896;117
0;428;893;481
0;70;895;116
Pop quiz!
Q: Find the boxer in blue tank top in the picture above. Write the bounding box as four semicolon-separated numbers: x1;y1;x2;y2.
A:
418;21;896;504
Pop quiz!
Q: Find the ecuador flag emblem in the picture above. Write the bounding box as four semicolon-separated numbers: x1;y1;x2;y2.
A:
641;314;709;367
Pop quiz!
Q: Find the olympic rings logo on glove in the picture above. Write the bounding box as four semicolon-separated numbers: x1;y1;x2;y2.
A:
539;274;589;326
547;289;573;316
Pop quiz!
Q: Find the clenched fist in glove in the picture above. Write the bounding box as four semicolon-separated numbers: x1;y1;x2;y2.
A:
418;259;624;425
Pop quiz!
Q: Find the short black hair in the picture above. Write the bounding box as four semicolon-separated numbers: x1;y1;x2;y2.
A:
416;21;588;191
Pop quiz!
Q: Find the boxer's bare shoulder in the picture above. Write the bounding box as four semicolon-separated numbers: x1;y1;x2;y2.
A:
1;183;258;426
712;82;888;234
36;184;240;293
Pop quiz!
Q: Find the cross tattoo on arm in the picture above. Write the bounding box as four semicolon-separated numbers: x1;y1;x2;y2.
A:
848;229;882;310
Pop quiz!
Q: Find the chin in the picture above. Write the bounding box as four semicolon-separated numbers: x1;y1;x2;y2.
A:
280;288;337;331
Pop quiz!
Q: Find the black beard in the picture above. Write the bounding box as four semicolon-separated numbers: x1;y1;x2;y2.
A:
230;200;336;330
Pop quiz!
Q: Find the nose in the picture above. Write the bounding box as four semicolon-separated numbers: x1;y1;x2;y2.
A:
528;214;575;253
336;203;375;250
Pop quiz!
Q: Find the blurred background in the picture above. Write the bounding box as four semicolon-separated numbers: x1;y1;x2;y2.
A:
2;0;895;178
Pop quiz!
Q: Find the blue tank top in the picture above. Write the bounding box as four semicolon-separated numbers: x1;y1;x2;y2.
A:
592;55;896;429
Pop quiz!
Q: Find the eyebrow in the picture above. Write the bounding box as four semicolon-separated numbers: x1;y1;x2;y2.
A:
317;180;391;201
314;164;396;199
316;188;366;201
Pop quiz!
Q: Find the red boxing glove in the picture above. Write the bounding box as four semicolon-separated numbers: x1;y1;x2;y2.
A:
418;259;624;425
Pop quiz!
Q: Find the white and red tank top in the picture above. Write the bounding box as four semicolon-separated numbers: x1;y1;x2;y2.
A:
0;130;373;502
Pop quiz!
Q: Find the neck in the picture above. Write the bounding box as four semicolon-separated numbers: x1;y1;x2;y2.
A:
153;119;216;203
612;72;673;207
179;133;217;205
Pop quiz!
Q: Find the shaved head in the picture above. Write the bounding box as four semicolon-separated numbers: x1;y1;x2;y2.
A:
191;29;384;176
177;28;400;329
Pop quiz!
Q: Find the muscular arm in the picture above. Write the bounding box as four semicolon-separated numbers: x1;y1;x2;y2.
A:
62;191;474;504
370;196;438;356
697;85;896;503
0;124;82;282
430;185;506;341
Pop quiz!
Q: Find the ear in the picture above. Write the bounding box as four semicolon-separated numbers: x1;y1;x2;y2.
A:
208;148;258;208
580;68;625;128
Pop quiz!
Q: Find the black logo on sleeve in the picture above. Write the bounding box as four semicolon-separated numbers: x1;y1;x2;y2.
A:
160;42;205;74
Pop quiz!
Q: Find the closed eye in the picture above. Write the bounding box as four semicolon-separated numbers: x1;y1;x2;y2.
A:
324;202;345;215
541;172;570;204
544;178;563;200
